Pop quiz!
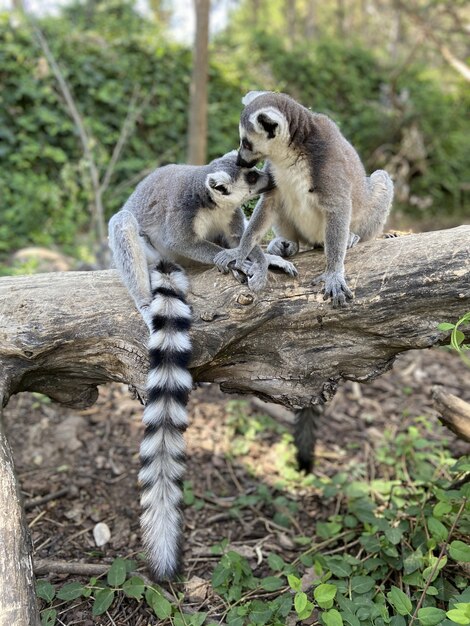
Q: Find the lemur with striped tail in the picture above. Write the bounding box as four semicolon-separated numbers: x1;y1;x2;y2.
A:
108;150;297;580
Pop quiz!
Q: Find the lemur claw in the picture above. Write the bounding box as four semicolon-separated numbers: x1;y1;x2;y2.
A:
214;249;239;272
265;254;298;277
313;271;353;308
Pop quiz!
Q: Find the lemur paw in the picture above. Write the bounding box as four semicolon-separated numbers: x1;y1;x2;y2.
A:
347;232;361;249
267;237;299;258
214;249;239;272
244;261;268;292
312;271;353;308
265;253;298;277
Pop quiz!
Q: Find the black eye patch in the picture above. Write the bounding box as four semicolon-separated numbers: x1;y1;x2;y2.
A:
241;138;253;151
245;171;259;185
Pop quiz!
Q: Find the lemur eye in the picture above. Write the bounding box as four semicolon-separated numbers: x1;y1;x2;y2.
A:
246;171;259;185
242;138;253;151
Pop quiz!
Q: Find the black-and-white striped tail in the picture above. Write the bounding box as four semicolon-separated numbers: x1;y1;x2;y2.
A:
139;260;192;580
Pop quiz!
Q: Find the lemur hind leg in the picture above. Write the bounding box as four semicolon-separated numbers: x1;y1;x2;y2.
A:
108;210;158;329
293;405;324;473
358;170;394;241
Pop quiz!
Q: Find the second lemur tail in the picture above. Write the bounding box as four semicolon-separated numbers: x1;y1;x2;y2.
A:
139;260;192;580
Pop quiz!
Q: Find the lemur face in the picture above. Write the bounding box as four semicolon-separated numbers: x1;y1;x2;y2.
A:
237;93;290;167
206;151;275;207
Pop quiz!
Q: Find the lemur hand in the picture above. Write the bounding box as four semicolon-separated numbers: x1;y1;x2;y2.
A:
265;254;298;277
246;260;269;292
312;271;353;308
267;237;299;258
214;248;240;273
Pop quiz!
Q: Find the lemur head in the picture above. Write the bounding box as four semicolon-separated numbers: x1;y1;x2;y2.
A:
205;150;275;207
237;91;291;168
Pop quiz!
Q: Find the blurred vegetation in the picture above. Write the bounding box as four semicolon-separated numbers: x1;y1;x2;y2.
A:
0;0;469;264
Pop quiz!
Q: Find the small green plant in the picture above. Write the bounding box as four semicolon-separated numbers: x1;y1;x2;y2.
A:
36;558;207;625
438;313;470;365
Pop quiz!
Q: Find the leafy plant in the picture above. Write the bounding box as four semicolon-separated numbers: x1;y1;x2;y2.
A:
438;313;470;365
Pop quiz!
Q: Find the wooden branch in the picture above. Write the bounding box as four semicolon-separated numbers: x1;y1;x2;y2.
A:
0;226;469;411
0;401;40;625
432;386;470;442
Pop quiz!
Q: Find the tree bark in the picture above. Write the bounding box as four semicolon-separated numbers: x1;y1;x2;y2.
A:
187;0;210;165
432;386;470;442
0;226;469;410
0;393;40;625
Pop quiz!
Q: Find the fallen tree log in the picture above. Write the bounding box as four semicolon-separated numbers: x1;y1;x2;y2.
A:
0;226;469;410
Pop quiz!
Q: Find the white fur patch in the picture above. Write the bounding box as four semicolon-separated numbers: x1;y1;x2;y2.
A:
242;90;267;106
143;397;188;428
150;296;191;319
272;159;326;244
139;457;186;486
150;270;190;296
140;428;186;460
147;366;192;391
206;170;232;192
149;329;191;352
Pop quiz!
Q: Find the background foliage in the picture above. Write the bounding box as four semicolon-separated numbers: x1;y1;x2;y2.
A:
0;0;469;261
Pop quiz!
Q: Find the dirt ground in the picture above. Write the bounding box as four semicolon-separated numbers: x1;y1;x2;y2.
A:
4;347;470;625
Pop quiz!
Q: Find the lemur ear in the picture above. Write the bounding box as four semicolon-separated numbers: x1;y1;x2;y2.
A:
249;107;286;139
206;170;232;196
242;91;267;106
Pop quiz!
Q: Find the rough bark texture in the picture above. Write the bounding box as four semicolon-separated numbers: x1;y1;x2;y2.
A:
432;386;470;442
0;226;469;411
0;399;40;626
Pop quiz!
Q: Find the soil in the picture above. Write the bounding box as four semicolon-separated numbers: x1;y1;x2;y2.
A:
4;347;470;625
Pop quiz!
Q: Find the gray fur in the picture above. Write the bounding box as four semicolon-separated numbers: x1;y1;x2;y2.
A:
214;92;394;306
109;150;297;327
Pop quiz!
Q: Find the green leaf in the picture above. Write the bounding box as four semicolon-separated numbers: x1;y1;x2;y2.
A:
107;558;127;586
324;557;352;577
268;553;285;572
92;588;115;616
212;563;231;588
56;582;84;601
314;583;337;608
447;609;470;625
387;586;412;616
294;592;308;614
452;330;466;348
146;588;173;619
427;517;448;542
288;574;302;592
433;502;452;518
417;607;447;625
122;576;145;600
322;608;344;626
248;600;274;625
437;323;455;331
350;576;375;594
36;580;55;603
260;576;284;591
41;608;57;626
385;527;403;545
449;541;470;562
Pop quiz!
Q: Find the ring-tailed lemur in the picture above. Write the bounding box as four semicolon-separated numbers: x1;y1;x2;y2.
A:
108;150;297;580
214;91;394;307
